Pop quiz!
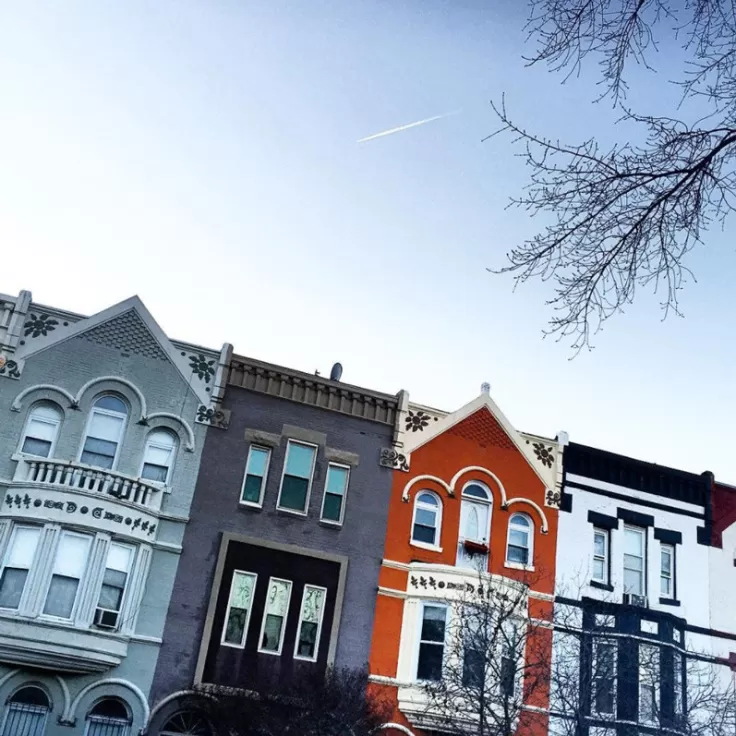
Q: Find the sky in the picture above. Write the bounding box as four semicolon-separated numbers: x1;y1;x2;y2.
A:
1;1;735;480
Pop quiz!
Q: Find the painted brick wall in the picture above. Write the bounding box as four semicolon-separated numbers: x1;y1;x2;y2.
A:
150;384;395;702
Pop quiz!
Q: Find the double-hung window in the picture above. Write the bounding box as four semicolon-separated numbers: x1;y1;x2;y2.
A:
241;446;271;506
506;513;532;565
639;644;660;724
412;492;441;546
660;544;674;598
95;543;133;628
258;578;292;654
462;609;485;689
321;464;349;524
294;585;327;661
141;429;177;484
592;528;609;584
21;402;62;457
0;526;40;609
593;639;616;715
43;532;91;618
416;603;447;681
221;570;257;647
623;526;646;596
81;396;127;470
277;441;317;514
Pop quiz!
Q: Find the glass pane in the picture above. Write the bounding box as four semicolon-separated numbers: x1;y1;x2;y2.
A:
86;720;129;736
81;437;117;468
43;575;80;617
231;573;256;609
501;656;515;696
412;523;435;545
595;680;614;714
415;508;436;527
27;417;58;442
326;466;349;496
511;514;530;528
624;553;643;573
0;568;28;609
30;403;61;422
224;607;246;645
279;476;308;511
246;447;269;477
322;493;342;522
593;558;605;580
465;506;480;540
462;648;484;688
285;443;315;479
597;645;614;677
661;576;671;596
507;545;528;564
242;474;263;503
6;528;40;568
21;437;52;457
509;529;528;547
297;621;318;658
107;544;132;573
141;463;169;482
98;582;124;611
624;568;643;595
301;587;325;623
54;535;91;576
463;484;488;500
89;412;125;441
661;548;672;575
624;528;643;555
266;580;290;616
103;568;127;589
421;606;446;642
261;614;284;651
145;444;172;466
594;532;606;556
417;493;438;506
95;396;127;414
417;643;443;681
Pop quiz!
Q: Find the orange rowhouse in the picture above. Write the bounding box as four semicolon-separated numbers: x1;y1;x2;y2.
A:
370;388;566;736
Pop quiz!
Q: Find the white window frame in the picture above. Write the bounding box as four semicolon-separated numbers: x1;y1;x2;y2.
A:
592;527;609;584
240;445;272;508
0;525;41;611
411;491;443;549
41;530;92;621
660;544;675;599
257;577;293;656
18;401;63;458
276;440;317;515
78;395;129;471
414;601;448;682
505;513;534;567
592;638;617;716
293;584;328;662
139;429;178;486
320;463;350;525
95;541;135;625
623;525;646;596
220;570;258;649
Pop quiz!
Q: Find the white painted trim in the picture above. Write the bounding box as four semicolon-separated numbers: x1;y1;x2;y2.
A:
220;570;258;649
240;445;272;508
276;440;317;515
257;577;293;656
320;463;350;526
76;377;147;421
65;677;150;725
378;586;407;599
129;633;163;644
293;584;327;662
11;384;75;412
382;559;410;571
409;541;443;553
375;722;417;735
145;413;195;452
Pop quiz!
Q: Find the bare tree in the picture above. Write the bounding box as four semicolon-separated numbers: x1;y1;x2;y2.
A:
488;0;736;349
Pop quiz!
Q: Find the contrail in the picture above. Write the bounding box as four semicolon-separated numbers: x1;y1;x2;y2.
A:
357;110;461;143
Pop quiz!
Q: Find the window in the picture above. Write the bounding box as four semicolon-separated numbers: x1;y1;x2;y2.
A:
506;513;532;565
95;543;133;628
321;464;349;524
221;570;257;647
0;526;40;610
85;699;131;736
673;651;683;716
416;603;447;681
592;640;616;715
20;402;62;458
241;446;271;506
1;686;50;736
277;441;316;513
623;526;646;596
259;578;292;654
294;585;327;661
593;528;609;584
660;544;674;598
141;429;177;484
81;395;128;470
639;644;660;724
462;608;485;689
412;492;441;546
457;483;491;569
160;712;212;735
43;532;91;618
500;623;521;698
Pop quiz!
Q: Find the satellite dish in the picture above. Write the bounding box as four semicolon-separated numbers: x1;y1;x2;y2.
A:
330;362;343;381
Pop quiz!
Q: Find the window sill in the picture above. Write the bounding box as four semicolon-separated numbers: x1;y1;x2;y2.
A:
659;597;681;607
410;541;443;553
319;518;343;529
590;580;614;592
239;501;263;511
275;506;308;518
257;648;284;657
504;562;534;572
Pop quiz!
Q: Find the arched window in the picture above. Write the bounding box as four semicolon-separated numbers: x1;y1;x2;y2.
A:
457;482;493;569
1;685;50;736
506;513;533;565
160;711;212;735
81;395;128;470
140;429;178;484
20;402;63;458
85;698;131;736
411;492;442;547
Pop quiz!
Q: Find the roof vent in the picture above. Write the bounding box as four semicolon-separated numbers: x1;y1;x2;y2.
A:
330;362;343;382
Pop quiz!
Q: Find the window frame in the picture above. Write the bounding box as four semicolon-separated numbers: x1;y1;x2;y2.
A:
41;530;92;621
638;643;660;725
95;541;135;627
660;543;675;599
415;601;448;682
0;525;41;611
293;584;328;662
592;638;617;717
320;462;350;525
139;428;178;486
257;576;293;656
411;491;443;549
240;445;272;508
592;527;610;584
505;513;534;567
79;394;129;471
220;570;258;649
276;440;318;516
18;401;63;458
623;525;647;597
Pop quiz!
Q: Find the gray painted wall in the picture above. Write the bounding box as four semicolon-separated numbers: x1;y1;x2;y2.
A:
150;384;395;704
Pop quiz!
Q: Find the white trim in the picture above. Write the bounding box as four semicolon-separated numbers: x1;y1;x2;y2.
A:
382;559;410;571
78;397;129;472
320;463;350;525
623;525;646;597
378;586;407;599
11;384;75;412
660;543;675;599
592;527;609;584
257;577;293;656
17;402;63;459
409;541;443;553
240;445;272;508
76;377;146;421
276;440;317;515
293;584;327;662
410;491;442;547
505;512;534;566
220;570;258;649
65;677;149;725
376;723;417;736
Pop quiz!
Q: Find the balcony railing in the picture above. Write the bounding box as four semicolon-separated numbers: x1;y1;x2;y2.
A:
12;456;162;511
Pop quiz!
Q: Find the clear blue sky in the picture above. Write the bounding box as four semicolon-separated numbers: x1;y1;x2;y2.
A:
1;1;734;480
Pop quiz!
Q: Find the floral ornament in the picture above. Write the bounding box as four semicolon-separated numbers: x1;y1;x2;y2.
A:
405;410;430;432
23;313;59;338
196;405;215;423
533;442;554;468
195;404;231;429
0;358;20;379
189;354;216;383
380;447;409;473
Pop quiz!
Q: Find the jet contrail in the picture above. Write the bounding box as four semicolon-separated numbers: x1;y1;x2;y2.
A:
357;110;461;143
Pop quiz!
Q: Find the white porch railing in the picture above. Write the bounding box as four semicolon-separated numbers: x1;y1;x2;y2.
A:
12;456;162;511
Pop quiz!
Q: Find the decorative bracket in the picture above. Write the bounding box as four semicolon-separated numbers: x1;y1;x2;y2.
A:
380;447;410;473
